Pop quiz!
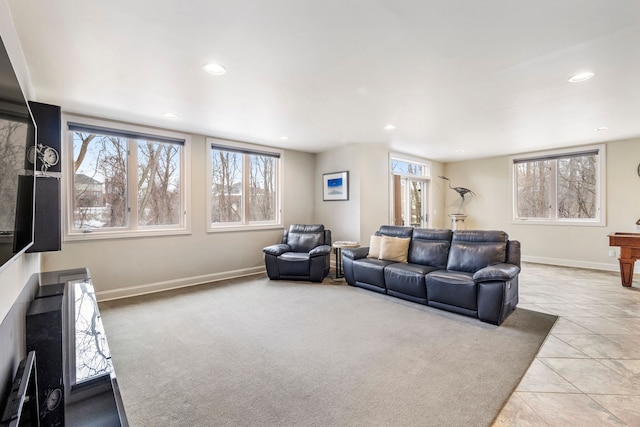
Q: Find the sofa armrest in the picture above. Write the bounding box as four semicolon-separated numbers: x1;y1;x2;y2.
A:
342;247;370;260
309;245;331;257
263;244;291;257
473;263;520;283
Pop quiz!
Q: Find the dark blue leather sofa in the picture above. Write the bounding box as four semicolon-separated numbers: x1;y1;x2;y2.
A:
342;226;520;325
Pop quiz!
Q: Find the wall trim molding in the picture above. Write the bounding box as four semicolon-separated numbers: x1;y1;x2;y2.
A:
95;267;266;301
522;255;623;273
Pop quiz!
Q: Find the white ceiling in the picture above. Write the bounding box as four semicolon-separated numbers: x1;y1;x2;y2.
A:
7;0;640;162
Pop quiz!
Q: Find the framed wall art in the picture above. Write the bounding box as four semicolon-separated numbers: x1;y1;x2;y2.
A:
323;171;349;201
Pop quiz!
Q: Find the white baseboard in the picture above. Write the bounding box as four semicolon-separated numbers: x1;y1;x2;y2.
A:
96;266;266;302
522;255;624;273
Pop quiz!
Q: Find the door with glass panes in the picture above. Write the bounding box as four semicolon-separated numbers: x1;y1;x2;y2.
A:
393;175;429;228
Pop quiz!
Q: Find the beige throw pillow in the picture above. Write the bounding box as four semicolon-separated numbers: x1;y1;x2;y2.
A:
367;235;382;259
379;236;411;263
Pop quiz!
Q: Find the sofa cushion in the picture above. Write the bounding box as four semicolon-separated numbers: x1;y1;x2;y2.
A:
286;224;326;252
353;258;395;290
385;263;440;300
379;236;411;262
367;235;382;259
277;252;310;276
408;229;452;268
378;225;414;238
446;230;508;273
426;270;477;311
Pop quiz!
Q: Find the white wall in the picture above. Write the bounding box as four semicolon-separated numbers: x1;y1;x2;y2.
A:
427;161;447;229
41;136;316;299
444;137;640;271
357;144;391;239
315;144;362;243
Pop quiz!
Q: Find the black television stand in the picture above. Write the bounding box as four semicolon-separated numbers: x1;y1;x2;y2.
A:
28;268;128;427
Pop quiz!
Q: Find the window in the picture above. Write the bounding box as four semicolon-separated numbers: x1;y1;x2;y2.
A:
207;138;282;231
389;155;431;228
66;117;189;238
511;145;605;225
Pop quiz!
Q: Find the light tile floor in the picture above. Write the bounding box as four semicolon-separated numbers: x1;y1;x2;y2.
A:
493;262;640;426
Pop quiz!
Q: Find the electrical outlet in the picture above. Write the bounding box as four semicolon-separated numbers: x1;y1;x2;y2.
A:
609;249;616;257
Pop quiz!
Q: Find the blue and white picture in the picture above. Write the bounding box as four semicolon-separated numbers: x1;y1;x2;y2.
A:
323;171;349;201
327;178;343;194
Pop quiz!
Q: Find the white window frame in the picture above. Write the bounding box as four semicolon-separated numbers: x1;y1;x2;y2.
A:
63;114;191;240
206;137;283;233
510;144;606;226
389;153;432;227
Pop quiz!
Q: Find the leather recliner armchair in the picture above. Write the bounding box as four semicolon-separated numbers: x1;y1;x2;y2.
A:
263;224;332;282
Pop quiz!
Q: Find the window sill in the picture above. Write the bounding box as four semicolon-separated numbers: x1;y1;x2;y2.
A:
511;219;605;227
207;223;283;233
65;227;191;241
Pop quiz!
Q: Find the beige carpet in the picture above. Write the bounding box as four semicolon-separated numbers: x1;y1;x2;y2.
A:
99;276;556;427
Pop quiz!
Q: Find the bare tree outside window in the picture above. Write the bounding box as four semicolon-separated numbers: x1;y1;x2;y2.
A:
209;144;280;227
558;155;596;219
71;128;184;232
73;132;127;230
514;150;600;222
211;149;242;223
515;160;550;218
249;154;276;222
137;141;181;226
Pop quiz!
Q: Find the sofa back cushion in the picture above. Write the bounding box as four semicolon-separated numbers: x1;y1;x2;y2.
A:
377;225;414;239
447;230;508;273
408;228;453;268
287;224;326;252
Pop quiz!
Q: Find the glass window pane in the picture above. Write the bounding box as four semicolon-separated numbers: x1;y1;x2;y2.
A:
399;179;406;226
249;154;276;222
211;149;242;224
557;155;597;219
72;132;127;230
391;159;424;176
137;140;181;226
515;160;550;218
408;180;424;227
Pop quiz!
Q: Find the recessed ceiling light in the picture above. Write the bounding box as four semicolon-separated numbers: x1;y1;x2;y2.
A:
595;126;610;131
202;63;227;75
568;71;595;83
456;149;465;153
384;124;396;131
163;113;178;119
280;136;289;140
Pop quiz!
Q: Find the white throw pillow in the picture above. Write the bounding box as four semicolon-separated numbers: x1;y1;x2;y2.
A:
367;235;382;259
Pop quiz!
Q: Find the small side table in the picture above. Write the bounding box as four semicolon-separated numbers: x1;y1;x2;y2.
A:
333;241;360;279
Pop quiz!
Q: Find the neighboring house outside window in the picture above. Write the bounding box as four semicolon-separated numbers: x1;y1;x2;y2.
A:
511;144;605;226
207;138;282;232
65;116;190;239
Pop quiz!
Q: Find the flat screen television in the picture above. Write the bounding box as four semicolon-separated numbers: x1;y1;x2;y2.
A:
0;34;37;272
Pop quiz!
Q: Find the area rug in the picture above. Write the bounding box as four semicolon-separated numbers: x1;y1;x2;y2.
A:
99;276;556;427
